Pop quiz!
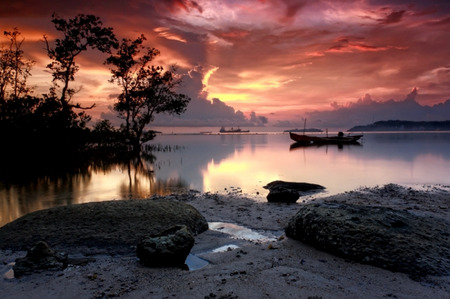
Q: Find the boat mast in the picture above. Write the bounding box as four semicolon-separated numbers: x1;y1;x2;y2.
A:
303;118;306;135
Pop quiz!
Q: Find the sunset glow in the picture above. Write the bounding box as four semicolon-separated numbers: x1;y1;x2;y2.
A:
1;0;449;128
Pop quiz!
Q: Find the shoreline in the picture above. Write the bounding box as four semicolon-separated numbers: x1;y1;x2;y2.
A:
1;184;449;298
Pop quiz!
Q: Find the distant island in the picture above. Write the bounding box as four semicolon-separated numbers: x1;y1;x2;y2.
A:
348;120;450;132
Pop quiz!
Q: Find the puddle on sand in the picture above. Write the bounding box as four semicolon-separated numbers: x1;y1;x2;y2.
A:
208;222;278;242
186;222;279;271
185;254;209;271
186;244;242;271
211;244;240;253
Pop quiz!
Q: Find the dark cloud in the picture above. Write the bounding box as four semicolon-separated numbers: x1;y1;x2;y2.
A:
153;67;269;126
379;10;406;24
305;90;450;130
249;111;269;126
280;0;308;23
1;0;149;18
160;0;203;13
100;65;270;127
152;95;266;127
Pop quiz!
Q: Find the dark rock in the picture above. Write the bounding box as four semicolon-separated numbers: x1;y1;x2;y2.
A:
264;180;325;203
136;225;195;267
266;189;300;203
13;241;67;277
0;199;208;255
285;202;450;278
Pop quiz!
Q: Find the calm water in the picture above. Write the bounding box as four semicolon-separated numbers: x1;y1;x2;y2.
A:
1;131;450;227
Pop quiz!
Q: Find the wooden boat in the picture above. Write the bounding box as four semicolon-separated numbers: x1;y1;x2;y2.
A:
219;126;250;133
289;132;363;145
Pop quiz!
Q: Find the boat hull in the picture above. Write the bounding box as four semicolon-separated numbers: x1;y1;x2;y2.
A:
220;130;250;133
219;126;249;133
289;132;363;145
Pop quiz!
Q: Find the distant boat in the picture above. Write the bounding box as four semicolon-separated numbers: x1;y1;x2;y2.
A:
289;132;363;145
219;126;250;133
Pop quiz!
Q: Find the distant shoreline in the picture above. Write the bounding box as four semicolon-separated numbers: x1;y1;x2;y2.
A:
348;120;450;132
150;122;450;135
156;129;450;136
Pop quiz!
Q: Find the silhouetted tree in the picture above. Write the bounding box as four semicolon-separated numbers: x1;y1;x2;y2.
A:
44;13;118;112
2;15;119;160
0;28;34;100
90;119;124;150
106;35;190;152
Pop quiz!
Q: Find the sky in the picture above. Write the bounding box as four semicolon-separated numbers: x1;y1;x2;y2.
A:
1;0;449;129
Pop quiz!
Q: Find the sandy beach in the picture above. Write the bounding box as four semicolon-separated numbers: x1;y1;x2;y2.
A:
1;184;449;299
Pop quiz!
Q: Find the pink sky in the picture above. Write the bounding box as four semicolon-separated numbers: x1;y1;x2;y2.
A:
1;0;449;126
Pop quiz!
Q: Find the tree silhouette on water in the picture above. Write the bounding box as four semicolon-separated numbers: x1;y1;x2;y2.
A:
1;14;191;182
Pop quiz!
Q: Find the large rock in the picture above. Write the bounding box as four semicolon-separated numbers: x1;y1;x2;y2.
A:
0;199;208;254
266;189;300;203
137;225;195;267
13;241;67;277
285;202;450;278
264;180;325;203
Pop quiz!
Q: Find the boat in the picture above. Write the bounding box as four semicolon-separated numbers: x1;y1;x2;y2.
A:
289;131;363;145
219;126;250;133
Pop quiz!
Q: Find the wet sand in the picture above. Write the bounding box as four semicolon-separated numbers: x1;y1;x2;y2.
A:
1;184;449;299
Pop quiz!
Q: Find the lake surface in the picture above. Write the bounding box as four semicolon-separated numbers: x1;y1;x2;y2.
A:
1;131;450;227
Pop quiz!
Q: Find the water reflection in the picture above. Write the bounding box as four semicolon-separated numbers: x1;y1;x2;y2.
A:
0;152;190;227
1;132;450;227
289;142;362;151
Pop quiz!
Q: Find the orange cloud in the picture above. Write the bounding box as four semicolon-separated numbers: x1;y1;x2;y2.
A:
154;27;187;43
1;0;449;126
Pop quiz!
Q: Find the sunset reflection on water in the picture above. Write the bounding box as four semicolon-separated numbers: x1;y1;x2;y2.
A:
1;132;450;227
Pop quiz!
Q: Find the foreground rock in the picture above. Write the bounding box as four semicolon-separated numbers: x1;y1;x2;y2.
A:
1;187;449;299
285;202;450;278
0;199;208;254
137;225;195;267
13;241;97;277
264;180;325;202
13;241;67;277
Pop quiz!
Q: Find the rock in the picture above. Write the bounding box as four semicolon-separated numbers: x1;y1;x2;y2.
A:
136;225;195;267
266;189;300;203
0;199;208;255
285;202;450;278
263;180;325;203
13;241;67;277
